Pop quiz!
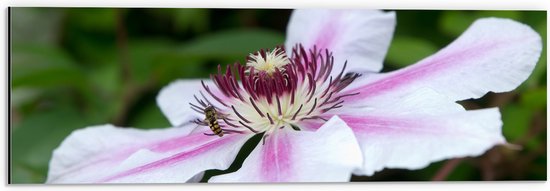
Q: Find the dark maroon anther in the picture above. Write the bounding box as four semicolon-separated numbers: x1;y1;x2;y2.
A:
231;105;251;124
306;76;316;102
192;119;207;126
190;107;202;114
222;117;240;128
189;102;205;112
306;73;315;95
199;91;215;108
291;104;304;120
249;97;265;118
322;100;345;113
266;113;274;125
221;128;245;134
321;92;334;105
201;80;228;107
189;44;361;133
276;95;282;116
229;77;244;101
194;95;206;107
319;76;332;98
322;92;360;106
239;121;259;133
306;98;318;116
300;116;328;122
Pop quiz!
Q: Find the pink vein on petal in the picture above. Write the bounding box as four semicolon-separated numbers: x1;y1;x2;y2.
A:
340;115;413;133
298;120;324;130
340;115;454;136
339;114;505;142
147;132;213;152
261;132;292;182
49;130;211;182
54;131;219;182
341;42;500;102
98;134;238;183
311;12;342;51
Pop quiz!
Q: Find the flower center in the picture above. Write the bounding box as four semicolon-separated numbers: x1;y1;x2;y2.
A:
246;47;290;74
191;45;360;137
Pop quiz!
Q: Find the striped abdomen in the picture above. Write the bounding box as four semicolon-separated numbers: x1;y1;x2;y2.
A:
204;106;223;137
207;118;223;137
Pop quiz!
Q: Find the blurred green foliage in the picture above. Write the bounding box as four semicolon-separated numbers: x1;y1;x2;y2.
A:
10;9;546;183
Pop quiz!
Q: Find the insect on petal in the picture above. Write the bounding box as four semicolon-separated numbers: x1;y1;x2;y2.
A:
157;79;232;127
209;116;362;182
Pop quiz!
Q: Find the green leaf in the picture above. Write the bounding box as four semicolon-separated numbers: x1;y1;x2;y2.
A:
11;105;88;183
173;9;209;33
439;11;522;37
11;8;64;45
520;86;547;110
66;8;118;33
178;29;285;61
11;44;85;88
82;63;124;123
87;61;122;97
11;88;43;108
63;29;117;66
62;8;118;66
127;29;285;84
446;161;479;181
385;36;438;68
152;53;207;84
127;40;207;84
477;11;522;20
501;104;533;141
439;11;476;37
128;101;171;129
11;163;44;183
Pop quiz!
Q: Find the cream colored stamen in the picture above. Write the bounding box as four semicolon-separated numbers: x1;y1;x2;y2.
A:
246;48;290;74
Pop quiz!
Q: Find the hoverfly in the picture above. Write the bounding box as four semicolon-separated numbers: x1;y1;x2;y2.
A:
204;105;223;137
190;98;243;137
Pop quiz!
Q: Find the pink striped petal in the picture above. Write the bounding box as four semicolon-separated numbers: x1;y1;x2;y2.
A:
342;18;542;103
334;88;505;175
208;116;362;182
157;79;230;127
47;124;254;183
285;9;395;74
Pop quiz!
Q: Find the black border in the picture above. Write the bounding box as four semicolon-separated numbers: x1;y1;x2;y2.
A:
7;6;12;184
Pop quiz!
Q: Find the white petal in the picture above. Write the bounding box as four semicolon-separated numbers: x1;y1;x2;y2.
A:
285;9;396;73
209;116;362;182
335;88;505;176
342;18;542;103
47;124;254;183
157;79;230;126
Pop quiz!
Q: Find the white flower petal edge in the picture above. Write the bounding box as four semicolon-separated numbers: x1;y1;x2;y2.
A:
47;124;254;183
342;18;542;103
157;79;230;127
208;116;362;182
285;9;396;74
334;88;505;175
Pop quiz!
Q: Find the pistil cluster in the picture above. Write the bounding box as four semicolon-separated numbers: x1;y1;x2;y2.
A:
191;45;360;137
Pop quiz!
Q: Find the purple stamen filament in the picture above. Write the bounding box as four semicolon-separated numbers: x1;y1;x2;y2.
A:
191;44;360;136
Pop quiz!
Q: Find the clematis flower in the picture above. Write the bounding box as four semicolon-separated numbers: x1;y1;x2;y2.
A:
46;9;541;183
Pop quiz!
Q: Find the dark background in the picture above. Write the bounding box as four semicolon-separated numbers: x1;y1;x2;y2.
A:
10;8;547;183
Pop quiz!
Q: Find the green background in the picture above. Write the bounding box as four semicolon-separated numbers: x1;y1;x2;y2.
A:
10;8;547;183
